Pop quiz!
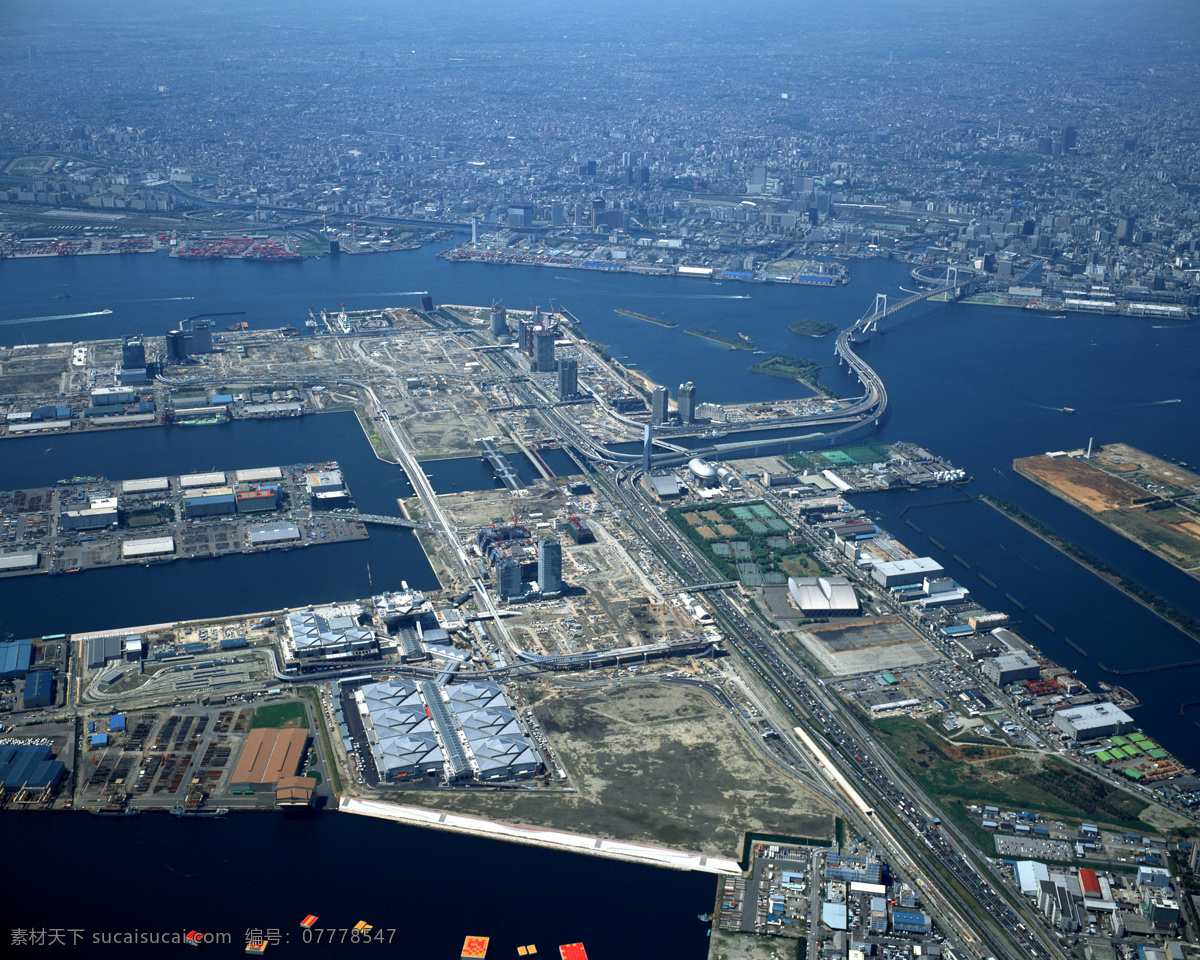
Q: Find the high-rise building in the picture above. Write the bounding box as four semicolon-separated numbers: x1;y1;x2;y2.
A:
678;381;696;424
180;318;212;354
651;385;669;424
165;330;188;364
497;557;522;601
537;538;563;597
122;336;146;368
535;331;557;373
557;357;578;400
642;424;653;474
489;302;508;339
519;319;535;357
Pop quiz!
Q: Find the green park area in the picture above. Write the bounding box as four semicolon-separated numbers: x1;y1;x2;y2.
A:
748;355;825;393
249;701;309;730
667;502;827;587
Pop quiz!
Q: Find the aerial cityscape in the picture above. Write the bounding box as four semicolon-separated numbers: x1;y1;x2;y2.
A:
1;2;1199;959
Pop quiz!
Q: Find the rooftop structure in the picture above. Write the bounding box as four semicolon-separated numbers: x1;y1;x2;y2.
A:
871;557;945;589
0;640;34;679
1053;702;1135;741
231;727;309;786
788;576;860;615
282;609;377;665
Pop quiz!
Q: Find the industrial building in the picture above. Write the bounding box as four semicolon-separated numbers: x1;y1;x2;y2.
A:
281;608;377;667
306;469;347;508
231;727;309;791
870;557;945;589
0;551;40;572
357;678;446;779
183;486;236;518
121;477;169;494
235;467;284;483
983;652;1041;686
85;635;124;670
121;536;175;559
0;640;33;679
235;488;278;513
247;521;301;546
179;471;227;489
60;497;119;531
1052;702;1135;741
91;387;135;406
0;743;65;794
788;576;860;615
446;681;541;781
22;671;53;709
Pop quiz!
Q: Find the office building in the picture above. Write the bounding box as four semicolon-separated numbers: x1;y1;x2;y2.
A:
651;385;669;424
537;537;563;597
678;381;696;424
496;557;522;601
557;357;578;399
534;331;557;373
489;302;507;339
165;330;188;364
180;317;212;353
122;336;146;368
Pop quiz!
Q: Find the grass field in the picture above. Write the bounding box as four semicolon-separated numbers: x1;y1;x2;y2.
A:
874;715;1149;829
249;701;309;729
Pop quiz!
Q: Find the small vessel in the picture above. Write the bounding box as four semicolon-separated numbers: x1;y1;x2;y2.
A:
738;332;753;342
56;292;71;299
697;912;714;922
1061;407;1075;414
91;807;141;817
1052;314;1067;319
227;321;250;331
170;804;230;817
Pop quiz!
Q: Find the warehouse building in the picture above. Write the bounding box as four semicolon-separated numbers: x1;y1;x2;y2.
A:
60;497;119;532
870;557;945;589
0;640;33;679
235;467;283;483
231;727;309;792
236;488;278;513
247;522;300;546
121;536;175;559
121;477;169;495
1052;702;1135;741
0;743;65;794
22;671;53;709
983;652;1042;686
0;551;40;572
90;387;135;406
179;471;227;489
788;576;860;615
183;486;236;518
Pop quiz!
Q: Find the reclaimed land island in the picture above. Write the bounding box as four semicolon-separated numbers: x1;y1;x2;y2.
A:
1014;443;1200;582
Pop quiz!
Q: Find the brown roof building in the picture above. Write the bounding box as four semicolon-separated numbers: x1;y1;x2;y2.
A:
274;775;316;807
231;727;308;788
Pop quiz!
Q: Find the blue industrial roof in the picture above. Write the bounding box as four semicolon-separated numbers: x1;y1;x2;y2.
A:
24;671;52;699
0;641;33;678
0;744;65;790
210;395;234;405
109;714;126;731
90;733;108;745
893;910;927;924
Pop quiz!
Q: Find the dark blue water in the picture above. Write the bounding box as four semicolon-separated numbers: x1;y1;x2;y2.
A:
4;247;1200;953
4;811;715;958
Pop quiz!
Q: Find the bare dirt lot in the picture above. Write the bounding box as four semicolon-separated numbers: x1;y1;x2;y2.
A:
388;682;835;859
1016;454;1147;512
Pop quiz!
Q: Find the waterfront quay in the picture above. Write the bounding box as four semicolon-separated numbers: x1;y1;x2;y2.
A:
0;461;364;578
